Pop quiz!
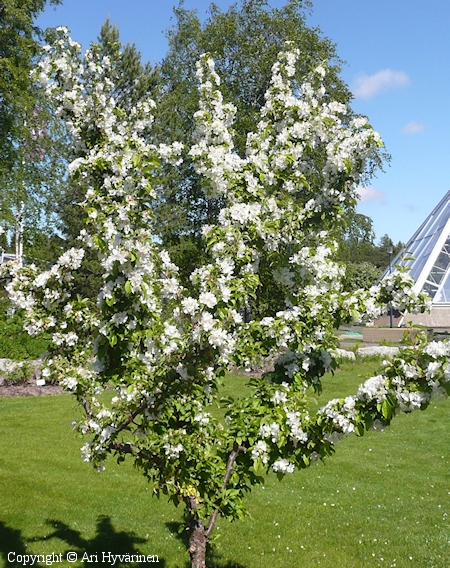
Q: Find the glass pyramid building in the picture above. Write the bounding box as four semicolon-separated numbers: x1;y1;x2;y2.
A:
390;189;450;327
394;190;450;302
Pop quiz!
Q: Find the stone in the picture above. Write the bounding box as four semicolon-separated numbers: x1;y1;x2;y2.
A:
357;346;399;358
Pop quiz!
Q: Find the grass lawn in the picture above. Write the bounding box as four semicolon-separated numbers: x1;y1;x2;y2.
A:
0;360;449;567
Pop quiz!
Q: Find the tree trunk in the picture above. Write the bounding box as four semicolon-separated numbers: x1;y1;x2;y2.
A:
189;517;207;568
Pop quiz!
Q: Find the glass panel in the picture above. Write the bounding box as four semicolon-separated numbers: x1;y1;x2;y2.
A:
428;236;450;303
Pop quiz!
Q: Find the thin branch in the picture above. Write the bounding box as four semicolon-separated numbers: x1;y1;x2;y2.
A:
109;441;162;468
112;401;149;435
80;394;92;417
205;444;246;537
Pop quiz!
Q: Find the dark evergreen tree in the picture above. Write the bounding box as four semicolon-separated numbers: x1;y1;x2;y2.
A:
53;19;160;296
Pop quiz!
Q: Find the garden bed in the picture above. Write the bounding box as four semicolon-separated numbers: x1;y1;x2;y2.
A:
0;377;64;397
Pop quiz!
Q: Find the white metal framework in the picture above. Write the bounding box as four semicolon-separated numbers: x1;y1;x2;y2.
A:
392;190;450;305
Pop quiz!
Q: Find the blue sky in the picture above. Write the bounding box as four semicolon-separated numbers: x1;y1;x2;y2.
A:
36;0;450;245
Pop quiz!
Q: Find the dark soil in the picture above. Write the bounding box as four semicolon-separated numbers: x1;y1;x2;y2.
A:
0;378;65;398
0;361;274;398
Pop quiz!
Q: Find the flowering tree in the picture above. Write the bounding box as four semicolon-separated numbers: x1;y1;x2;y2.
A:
4;29;450;568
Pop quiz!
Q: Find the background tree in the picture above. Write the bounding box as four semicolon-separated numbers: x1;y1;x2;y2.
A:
155;1;351;232
153;0;386;306
373;233;404;268
56;18;160;244
0;0;64;255
0;0;64;356
336;212;381;291
335;214;404;292
336;212;377;264
52;19;160;297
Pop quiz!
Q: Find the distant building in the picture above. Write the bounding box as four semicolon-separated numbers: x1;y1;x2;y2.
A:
386;190;450;328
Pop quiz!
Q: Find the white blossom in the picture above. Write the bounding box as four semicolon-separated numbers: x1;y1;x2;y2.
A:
199;291;218;309
164;443;183;459
272;459;295;474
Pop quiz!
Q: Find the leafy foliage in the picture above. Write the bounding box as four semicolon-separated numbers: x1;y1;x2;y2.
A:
0;0;65;250
342;261;382;292
0;294;49;360
336;215;404;292
153;0;365;292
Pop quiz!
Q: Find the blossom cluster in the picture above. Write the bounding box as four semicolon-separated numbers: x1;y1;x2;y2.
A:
316;340;450;441
239;336;450;477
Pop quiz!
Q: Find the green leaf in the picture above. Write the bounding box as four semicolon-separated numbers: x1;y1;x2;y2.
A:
381;400;392;420
355;422;365;437
252;458;263;473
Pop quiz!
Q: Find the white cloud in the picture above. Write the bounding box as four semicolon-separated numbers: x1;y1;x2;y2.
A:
403;121;426;135
353;69;410;100
356;186;387;203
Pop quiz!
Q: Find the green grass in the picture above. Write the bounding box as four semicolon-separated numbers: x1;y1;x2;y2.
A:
0;361;449;567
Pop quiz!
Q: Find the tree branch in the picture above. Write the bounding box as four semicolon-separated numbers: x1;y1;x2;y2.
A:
205;444;246;537
109;441;162;468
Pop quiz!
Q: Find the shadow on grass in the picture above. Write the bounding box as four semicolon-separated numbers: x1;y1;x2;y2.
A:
0;522;43;568
0;517;246;568
28;515;166;567
165;520;247;568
